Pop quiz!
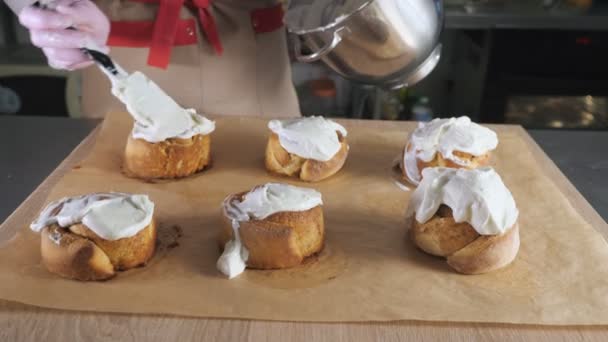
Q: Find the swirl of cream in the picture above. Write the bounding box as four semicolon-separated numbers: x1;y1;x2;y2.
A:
268;116;348;162
403;116;498;185
407;167;518;235
110;71;215;143
31;192;155;241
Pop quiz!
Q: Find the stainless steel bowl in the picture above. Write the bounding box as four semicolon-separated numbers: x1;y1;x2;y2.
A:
287;0;444;89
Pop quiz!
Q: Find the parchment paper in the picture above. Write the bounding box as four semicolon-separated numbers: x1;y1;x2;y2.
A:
1;111;608;325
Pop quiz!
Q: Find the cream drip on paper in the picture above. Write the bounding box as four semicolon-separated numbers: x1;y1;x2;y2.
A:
268;116;348;162
217;183;323;279
30;193;155;241
109;71;215;143
407;167;518;235
403;116;498;185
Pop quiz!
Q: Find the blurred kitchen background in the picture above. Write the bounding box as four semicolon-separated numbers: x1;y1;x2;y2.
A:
0;0;607;129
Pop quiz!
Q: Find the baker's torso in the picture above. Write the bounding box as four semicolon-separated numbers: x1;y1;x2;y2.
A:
81;0;300;118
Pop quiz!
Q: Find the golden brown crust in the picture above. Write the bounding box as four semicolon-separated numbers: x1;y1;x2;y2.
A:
410;206;480;257
447;224;520;275
410;206;519;274
40;220;157;281
68;220;157;271
41;225;115;281
401;143;492;183
219;193;324;270
124;132;211;180
265;132;348;182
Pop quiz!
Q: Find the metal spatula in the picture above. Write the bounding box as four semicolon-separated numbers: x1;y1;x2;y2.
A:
81;49;121;76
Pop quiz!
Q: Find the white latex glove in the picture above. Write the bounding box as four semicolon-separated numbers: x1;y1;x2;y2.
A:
19;0;110;70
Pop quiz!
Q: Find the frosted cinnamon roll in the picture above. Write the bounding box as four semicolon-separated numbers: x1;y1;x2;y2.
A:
401;116;497;185
109;71;215;179
265;116;349;182
407;167;520;274
217;183;324;279
30;193;157;281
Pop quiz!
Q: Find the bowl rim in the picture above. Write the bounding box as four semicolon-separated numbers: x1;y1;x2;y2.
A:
285;0;375;35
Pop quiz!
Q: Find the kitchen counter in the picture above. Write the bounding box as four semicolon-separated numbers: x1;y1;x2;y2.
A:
0;116;97;221
1;115;606;224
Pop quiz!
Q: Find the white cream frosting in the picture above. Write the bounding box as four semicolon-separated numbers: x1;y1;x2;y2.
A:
30;193;155;241
407;167;518;235
403;116;498;185
217;183;323;279
110;71;215;143
268;116;348;162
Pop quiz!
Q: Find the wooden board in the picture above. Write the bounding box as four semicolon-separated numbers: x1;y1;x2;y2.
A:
1;121;607;341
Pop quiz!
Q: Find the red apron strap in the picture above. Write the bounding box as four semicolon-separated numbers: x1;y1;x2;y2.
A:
251;4;284;34
107;1;284;68
147;0;185;68
108;20;198;47
192;0;223;55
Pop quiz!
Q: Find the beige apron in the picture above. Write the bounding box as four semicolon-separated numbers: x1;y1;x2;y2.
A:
7;0;301;118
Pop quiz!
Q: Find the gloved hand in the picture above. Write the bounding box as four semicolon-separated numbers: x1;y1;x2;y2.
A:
19;0;110;70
